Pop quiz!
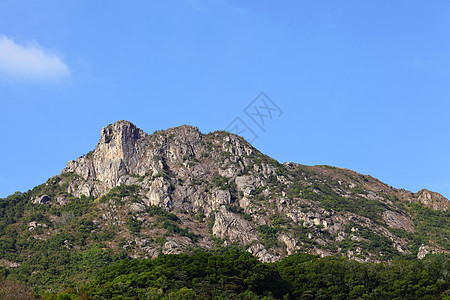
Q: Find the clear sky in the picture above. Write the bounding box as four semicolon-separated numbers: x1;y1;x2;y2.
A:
0;1;449;199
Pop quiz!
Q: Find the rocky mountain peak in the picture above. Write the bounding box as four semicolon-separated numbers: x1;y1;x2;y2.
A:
165;124;201;135
2;119;450;299
97;121;146;165
64;121;148;194
63;122;211;197
415;189;449;211
100;120;145;145
56;121;450;263
160;125;203;147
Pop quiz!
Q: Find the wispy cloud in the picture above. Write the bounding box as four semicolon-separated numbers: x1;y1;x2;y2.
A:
411;55;434;67
186;0;207;10
0;35;70;81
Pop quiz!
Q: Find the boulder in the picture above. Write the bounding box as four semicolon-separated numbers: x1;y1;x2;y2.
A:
32;195;50;204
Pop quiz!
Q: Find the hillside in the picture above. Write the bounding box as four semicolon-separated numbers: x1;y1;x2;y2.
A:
0;120;449;295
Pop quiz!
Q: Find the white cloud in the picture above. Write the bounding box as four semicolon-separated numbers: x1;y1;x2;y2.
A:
0;35;70;81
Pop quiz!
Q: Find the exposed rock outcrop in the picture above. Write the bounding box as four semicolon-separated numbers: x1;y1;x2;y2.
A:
212;206;258;244
38;120;448;262
382;210;415;233
247;243;280;263
65;120;148;191
32;194;50;204
415;189;450;211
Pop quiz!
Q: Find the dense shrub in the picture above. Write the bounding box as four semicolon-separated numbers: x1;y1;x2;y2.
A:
79;251;450;300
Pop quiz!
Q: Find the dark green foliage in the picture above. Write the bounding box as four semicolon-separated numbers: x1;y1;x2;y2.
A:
351;186;366;194
205;141;214;151
126;216;142;234
408;202;450;251
278;253;450;299
88;251;287;299
5;241;123;294
274;165;391;223
211;175;230;190
146;205;178;222
301;183;387;221
250;151;280;169
99;185;141;204
162;220;180;233
145;205;200;242
227;205;252;221
253;186;266;196
80;251;449;300
211;174;238;201
258;225;282;249
59;171;80;181
93;229;116;242
27;212;49;224
131;171;152;182
340;223;400;260
270;215;290;227
162;220;200;243
0;192;28;227
194;213;205;221
78;218;97;234
63;194;94;217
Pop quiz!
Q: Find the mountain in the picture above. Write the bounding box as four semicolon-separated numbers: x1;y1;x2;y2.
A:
0;120;449;293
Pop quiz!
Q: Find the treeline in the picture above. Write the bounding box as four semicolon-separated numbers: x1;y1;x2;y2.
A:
50;251;449;300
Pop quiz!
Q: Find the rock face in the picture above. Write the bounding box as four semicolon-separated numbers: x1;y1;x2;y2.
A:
31;120;447;262
65;121;148;194
416;189;449;211
247;243;279;263
93;121;147;188
382;210;415;233
162;237;193;255
212;206;258;244
417;244;444;259
32;195;51;204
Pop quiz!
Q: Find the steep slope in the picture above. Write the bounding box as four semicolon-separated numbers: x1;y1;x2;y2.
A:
60;120;449;260
0;120;449;290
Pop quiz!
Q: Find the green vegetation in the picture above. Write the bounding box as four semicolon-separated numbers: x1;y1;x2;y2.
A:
258;225;284;249
301;183;387;221
279;165;388;222
161;220;200;242
25;250;447;299
226;205;252;221
126;216;142;234
340;222;400;260
408;202;450;251
147;205;178;222
99;185;141;204
0;278;35;299
0;129;449;299
145;205;200;242
211;175;230;190
2;241;126;297
211;175;238;200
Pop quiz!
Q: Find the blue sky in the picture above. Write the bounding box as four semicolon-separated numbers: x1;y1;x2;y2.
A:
0;1;449;199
